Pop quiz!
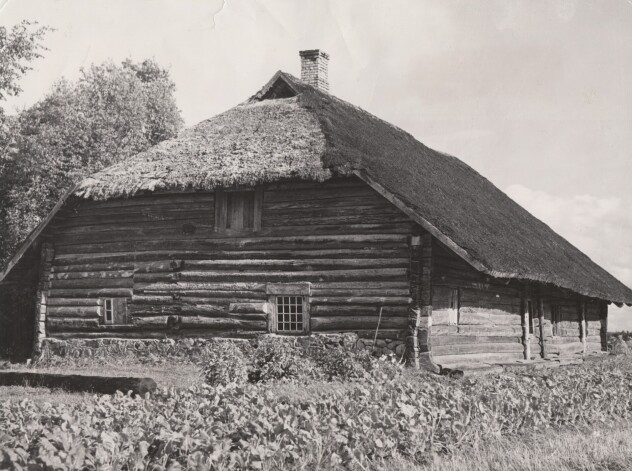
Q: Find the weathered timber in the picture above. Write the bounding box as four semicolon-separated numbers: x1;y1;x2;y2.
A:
310;296;411;306
309;305;408;317
579;300;587;355
457;310;522;326
431;325;458;336
311;316;408;331
0;371;157;395
47;298;101;306
135;282;267;293
49;278;133;290
434;352;525;365
433;342;524;356
47;318;100;331
47;306;101;318
50;270;134;279
48;288;133;298
432;335;522;346
184;258;408;270
521;292;530;360
458;324;523;336
133;268;408;283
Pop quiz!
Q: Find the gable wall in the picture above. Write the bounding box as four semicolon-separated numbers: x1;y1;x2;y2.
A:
43;177;417;341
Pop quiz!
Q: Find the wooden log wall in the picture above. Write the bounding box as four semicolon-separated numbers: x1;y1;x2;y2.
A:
43;178;415;339
431;241;607;368
431;241;524;368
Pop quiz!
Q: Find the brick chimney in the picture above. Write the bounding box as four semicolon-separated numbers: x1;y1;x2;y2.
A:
299;49;329;92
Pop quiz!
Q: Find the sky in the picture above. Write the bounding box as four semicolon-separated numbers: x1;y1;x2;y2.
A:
1;0;631;328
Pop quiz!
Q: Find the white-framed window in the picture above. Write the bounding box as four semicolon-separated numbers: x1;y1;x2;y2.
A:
266;283;310;334
100;298;128;325
448;288;459;325
214;188;263;233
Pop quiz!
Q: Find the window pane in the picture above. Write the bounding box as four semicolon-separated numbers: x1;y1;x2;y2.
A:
276;295;305;332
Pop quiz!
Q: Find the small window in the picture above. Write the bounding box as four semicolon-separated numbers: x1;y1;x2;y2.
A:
101;298;128;325
215;189;262;233
276;296;305;332
551;304;561;336
448;288;459;325
267;283;310;334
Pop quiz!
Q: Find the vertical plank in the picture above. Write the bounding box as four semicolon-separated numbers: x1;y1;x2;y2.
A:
600;301;608;352
521;289;531;361
409;233;439;372
253;188;263;232
537;296;547;359
579;299;587;354
214;189;226;232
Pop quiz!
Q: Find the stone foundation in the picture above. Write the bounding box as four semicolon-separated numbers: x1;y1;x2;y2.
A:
39;332;407;362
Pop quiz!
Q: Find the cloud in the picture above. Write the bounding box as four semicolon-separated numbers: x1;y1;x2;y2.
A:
505;184;632;330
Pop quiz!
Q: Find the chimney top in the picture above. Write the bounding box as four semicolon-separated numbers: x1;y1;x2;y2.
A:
299;49;329;92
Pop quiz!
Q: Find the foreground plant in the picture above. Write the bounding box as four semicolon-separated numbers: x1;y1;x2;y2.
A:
1;355;632;470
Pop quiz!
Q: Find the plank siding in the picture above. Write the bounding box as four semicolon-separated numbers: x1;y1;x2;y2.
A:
45;178;414;339
431;241;605;368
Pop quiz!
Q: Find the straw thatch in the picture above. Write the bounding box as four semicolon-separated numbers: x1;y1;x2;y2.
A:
9;72;632;305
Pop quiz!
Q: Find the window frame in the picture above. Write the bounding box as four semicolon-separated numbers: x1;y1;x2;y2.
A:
214;188;263;235
100;297;128;325
266;283;311;335
447;288;459;325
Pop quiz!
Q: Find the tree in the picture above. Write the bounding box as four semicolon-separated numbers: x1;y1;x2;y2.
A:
0;21;50;265
0;59;184;266
0;21;50;101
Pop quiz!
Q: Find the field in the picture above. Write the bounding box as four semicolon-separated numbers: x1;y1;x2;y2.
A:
2;339;632;470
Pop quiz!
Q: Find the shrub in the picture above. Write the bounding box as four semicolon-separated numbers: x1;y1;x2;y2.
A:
201;341;250;386
249;336;312;383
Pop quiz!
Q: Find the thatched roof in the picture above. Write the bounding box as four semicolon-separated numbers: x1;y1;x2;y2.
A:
7;72;632;305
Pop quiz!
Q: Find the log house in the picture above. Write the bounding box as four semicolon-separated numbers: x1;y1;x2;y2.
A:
1;49;631;370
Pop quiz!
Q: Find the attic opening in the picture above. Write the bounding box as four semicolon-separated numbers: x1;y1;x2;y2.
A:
259;77;297;101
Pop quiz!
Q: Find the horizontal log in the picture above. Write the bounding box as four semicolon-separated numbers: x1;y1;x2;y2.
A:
434;352;525;366
53;248;410;266
47;318;100;331
49;278;133;289
135;282;267;293
46;298;101;306
311;288;410;297
130;295;174;305
136;291;265;301
311;281;408;290
47;306;101;318
229;302;270;314
129;304;226;317
355;329;405;340
310;316;408;331
310;305;408;317
548;342;584;355
184;258;408;270
310;296;411;306
457;310;522;326
48;288;133;299
178;317;267;330
432;325;458;336
433;342;524;356
456;325;524;336
50;269;134;279
0;371;157;396
133;268;408;283
432;335;522;346
134;260;184;273
49;332;167;339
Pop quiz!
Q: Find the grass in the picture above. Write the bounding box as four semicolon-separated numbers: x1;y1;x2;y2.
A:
386;420;632;471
